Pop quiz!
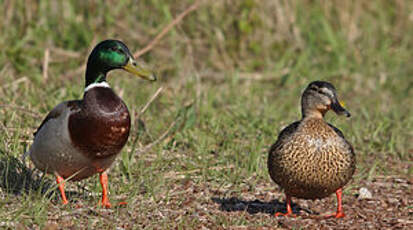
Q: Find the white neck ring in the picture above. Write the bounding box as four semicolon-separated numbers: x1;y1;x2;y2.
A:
84;82;110;92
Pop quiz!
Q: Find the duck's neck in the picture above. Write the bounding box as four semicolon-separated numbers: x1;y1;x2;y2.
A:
302;109;325;120
85;64;108;88
84;62;111;93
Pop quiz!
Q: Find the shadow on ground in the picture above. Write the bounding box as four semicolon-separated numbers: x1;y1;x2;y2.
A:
211;197;314;215
0;151;81;201
0;152;52;196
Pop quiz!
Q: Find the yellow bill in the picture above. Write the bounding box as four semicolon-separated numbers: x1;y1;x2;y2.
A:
122;58;156;81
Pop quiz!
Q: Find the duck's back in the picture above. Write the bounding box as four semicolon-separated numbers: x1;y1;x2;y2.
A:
268;118;355;199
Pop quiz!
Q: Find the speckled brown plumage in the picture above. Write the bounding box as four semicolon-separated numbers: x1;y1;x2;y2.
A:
268;118;355;199
268;81;355;218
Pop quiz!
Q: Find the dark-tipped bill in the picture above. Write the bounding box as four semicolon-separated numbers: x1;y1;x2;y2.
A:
331;100;351;117
122;58;156;81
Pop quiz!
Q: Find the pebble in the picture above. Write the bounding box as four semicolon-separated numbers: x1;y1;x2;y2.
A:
358;187;373;199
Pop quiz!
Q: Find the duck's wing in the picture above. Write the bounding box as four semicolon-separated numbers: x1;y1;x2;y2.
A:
23;100;81;161
327;123;355;155
33;100;81;137
269;121;300;153
327;123;345;139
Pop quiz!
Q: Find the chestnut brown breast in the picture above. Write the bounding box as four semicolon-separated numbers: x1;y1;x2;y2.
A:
68;87;131;160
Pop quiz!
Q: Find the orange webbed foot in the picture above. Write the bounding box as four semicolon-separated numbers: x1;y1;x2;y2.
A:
325;212;345;219
275;211;297;217
100;200;112;209
275;194;297;217
99;201;127;208
324;188;346;219
117;201;127;207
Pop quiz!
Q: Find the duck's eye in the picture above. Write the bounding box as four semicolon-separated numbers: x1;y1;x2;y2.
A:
309;86;319;92
310;86;331;98
109;47;121;53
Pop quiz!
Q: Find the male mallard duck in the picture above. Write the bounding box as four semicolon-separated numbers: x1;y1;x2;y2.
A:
268;81;355;218
25;40;156;207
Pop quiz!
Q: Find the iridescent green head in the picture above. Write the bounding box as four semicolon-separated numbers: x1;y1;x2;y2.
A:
85;39;156;87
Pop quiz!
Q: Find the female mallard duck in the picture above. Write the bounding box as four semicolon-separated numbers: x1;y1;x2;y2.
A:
268;81;355;218
25;40;156;207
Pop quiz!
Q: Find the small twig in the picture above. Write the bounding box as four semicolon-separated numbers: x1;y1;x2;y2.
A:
164;165;235;179
0;122;10;139
2;76;29;89
135;119;177;155
62;65;85;80
139;87;163;115
134;0;202;58
62;0;201;80
42;48;50;81
198;69;291;82
51;47;81;58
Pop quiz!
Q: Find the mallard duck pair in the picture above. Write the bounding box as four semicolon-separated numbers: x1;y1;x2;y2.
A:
268;81;356;218
26;40;155;208
26;40;355;219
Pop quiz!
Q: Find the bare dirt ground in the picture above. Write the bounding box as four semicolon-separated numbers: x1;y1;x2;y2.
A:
2;155;411;229
213;177;412;229
83;176;411;229
207;177;412;229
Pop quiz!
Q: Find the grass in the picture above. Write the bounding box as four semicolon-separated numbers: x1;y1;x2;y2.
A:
0;0;412;229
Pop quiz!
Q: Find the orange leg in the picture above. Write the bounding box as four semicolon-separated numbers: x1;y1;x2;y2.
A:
325;188;346;218
56;175;68;205
275;194;296;217
99;172;112;208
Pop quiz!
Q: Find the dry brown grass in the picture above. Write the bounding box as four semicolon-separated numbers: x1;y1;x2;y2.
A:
0;0;412;229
